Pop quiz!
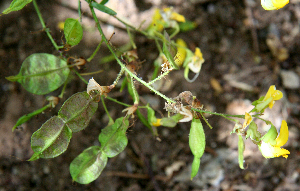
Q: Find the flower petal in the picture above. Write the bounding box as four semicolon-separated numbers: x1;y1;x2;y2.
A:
261;0;277;10
272;147;290;158
170;12;185;22
174;38;187;67
263;85;276;101
243;112;252;128
275;120;289;147
152;118;162;127
272;90;283;100
194;47;204;60
261;0;289;10
188;48;204;73
259;141;275;158
259;141;290;158
272;0;289;9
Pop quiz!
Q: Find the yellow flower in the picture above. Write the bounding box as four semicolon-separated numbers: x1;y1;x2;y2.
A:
148;8;185;33
152;118;162;127
262;85;283;109
261;0;289;10
188;47;205;73
149;9;165;32
57;21;65;30
259;120;290;158
242;112;252;129
163;8;186;22
174;38;187;67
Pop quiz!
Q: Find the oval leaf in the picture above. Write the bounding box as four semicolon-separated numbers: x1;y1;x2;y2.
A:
70;146;107;184
91;2;117;16
147;105;157;124
99;117;128;158
2;0;32;14
29;116;72;161
189;118;205;179
58;92;98;132
64;18;83;46
191;156;200;180
6;53;70;95
189;118;205;158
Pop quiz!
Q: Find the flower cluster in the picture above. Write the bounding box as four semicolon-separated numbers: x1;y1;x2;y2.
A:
148;7;185;36
237;86;289;160
173;38;205;82
259;120;289;158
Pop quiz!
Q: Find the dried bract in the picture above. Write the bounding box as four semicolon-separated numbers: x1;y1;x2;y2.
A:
87;78;114;100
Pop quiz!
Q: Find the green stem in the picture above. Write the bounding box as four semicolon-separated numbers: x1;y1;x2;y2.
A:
114;16;149;37
74;70;88;84
32;0;60;51
101;95;114;123
130;77;139;104
147;70;170;86
199;113;213;129
99;43;132;64
112;68;125;87
155;39;163;53
87;1;175;103
59;76;70;98
79;69;104;76
78;0;82;22
127;27;136;49
87;39;103;62
106;96;131;107
254;115;271;124
192;108;244;122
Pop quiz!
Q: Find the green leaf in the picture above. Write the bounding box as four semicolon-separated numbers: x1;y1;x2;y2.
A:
100;0;109;5
245;121;261;144
64;18;83;46
163;31;178;70
160;117;178;127
160;113;184;127
189;118;205;158
91;2;117;16
261;124;278;145
238;135;245;169
99;117;128;158
191;156;200;180
147;105;157;125
119;77;128;92
12;104;51;132
6;53;70;95
2;0;32;14
29;92;98;160
136;109;152;130
58;92;98;132
70;146;107;184
179;20;197;32
189;118;205;179
29;116;72;160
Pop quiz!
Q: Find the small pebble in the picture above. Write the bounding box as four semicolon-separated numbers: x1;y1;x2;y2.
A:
280;70;300;89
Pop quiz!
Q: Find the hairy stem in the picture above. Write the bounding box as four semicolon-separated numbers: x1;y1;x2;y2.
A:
87;0;175;103
32;0;60;51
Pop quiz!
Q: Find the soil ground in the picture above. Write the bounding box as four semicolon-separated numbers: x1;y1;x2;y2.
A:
1;0;300;190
